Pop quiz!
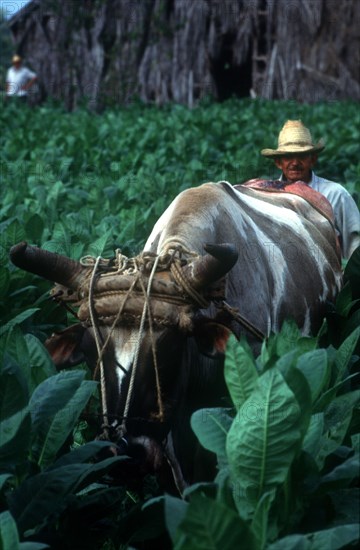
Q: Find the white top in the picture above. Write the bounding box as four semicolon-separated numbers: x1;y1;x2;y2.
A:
309;172;360;260
6;66;36;96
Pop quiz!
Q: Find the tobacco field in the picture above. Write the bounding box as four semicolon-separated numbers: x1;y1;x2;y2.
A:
0;98;359;549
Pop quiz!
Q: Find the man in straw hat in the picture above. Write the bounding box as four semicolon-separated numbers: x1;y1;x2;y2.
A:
6;54;37;101
261;120;360;260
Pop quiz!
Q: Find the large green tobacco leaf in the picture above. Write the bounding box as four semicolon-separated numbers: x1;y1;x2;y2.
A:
0;357;29;421
73;455;131;493
313;374;359;413
224;335;258;410
0;411;31;470
276;360;312;442
8;464;92;536
333;327;360;385
314;391;360;468
28;370;96;467
1;328;31;386
334;282;359;317
51;441;117;468
24;335;57;392
0;219;26;250
0;408;30;452
7;457;125;537
0;511;49;549
302;413;324;458
250;490;276;550
340;309;360;342
0;357;31;469
318;453;359;492
328;488;360;525
87;230;112;257
259;322;317;371
226;368;302;511
34;380;97;468
115;494;168;544
173;493;256;550
62;485;127;548
29;370;86;431
1;332;56;395
267;523;359;549
295;349;329;402
352;434;360;451
0;267;10;299
190;408;233;464
0;474;13;492
164;494;188;545
24;214;45;243
272;321;304;357
0;511;20;550
0;310;40;337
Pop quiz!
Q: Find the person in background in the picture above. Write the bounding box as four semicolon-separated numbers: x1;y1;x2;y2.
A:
6;54;37;101
261;119;360;260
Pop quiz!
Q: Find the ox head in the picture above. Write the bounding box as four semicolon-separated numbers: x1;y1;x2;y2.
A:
10;242;238;482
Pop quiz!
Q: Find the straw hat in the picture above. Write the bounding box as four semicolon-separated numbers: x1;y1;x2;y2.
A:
261;120;325;157
12;54;22;63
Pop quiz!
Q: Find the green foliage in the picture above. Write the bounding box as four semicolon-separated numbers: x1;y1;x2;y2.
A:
1;98;359;548
1;97;359;332
156;322;359;549
224;335;258;410
0;510;49;550
0;325;135;549
142;253;360;549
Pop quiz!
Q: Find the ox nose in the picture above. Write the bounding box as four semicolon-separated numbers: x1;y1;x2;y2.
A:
115;436;129;455
116;435;165;472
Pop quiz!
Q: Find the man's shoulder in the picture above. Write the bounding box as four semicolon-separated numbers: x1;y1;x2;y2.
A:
311;173;340;186
24;66;36;77
310;173;350;195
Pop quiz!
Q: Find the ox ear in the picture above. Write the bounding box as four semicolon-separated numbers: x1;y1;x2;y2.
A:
45;324;87;368
193;319;232;358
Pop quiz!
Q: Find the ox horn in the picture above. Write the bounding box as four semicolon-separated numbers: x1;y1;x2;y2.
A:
10;242;89;290
184;243;238;289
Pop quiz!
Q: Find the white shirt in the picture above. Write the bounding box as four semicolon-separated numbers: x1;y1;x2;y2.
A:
308;173;360;260
279;171;360;259
6;66;36;96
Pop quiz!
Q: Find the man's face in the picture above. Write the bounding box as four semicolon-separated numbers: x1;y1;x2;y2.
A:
274;153;318;183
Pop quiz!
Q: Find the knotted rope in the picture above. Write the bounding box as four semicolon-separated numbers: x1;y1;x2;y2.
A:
55;245;265;442
82;246;204;440
170;260;209;308
119;253;164;438
88;256;110;437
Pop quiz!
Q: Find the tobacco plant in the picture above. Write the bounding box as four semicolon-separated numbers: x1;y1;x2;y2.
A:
117;250;360;549
0;98;359;548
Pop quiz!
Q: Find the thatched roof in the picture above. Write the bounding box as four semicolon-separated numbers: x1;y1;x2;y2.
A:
8;0;360;109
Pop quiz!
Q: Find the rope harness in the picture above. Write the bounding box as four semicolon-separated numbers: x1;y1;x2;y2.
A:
51;245;265;441
86;250;176;438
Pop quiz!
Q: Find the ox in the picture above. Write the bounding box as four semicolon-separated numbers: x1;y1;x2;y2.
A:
10;180;342;491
